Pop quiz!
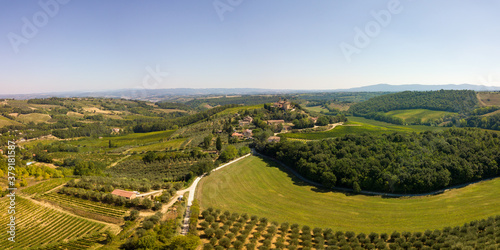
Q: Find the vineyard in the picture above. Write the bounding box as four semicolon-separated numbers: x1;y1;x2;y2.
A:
0;196;106;249
22;178;73;195
41;192;127;219
39;233;106;250
197;208;500;249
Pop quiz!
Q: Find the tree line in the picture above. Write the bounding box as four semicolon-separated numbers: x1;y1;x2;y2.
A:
349;90;478;115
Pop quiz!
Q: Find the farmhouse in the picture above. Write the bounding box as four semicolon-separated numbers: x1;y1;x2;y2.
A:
273;98;291;110
243;129;253;138
111;128;121;134
111;189;137;199
231;132;244;139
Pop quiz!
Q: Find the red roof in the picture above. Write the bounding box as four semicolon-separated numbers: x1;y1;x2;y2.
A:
111;189;136;198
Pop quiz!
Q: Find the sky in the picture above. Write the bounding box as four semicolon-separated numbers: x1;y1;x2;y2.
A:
1;0;500;94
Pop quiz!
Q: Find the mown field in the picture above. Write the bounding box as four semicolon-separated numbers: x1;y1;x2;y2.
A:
384;109;457;123
478;92;500;106
0;196;107;249
282;116;446;140
196;156;500;234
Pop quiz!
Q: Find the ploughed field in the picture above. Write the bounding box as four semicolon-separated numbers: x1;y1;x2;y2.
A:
196;156;500;234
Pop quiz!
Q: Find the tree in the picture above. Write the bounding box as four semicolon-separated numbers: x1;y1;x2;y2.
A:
129;210;139;221
204;134;213;149
216;136;222;151
219;145;238;162
142;198;153;209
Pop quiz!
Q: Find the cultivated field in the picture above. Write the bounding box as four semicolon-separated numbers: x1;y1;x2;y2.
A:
41;193;127;219
0;196;106;249
21;178;73;195
282;116;446;140
17;113;52;124
384;109;457;123
129;138;186;152
0;115;23;127
196;156;500;234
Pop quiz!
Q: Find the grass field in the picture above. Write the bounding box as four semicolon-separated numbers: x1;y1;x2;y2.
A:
0;115;23;127
282;116;446;140
304;105;329;113
17;113;52;124
196;156;500;234
129;138;186;152
385;109;457;124
0;196;106;248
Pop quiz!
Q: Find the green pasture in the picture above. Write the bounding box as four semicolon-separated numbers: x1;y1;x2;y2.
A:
385;109;457;123
129;138;186;152
196;156;500;234
282;116;446;140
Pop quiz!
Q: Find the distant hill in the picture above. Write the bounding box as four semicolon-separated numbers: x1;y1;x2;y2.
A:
335;84;500;92
1;84;499;100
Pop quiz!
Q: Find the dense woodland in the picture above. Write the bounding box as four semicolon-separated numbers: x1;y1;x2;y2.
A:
259;128;500;194
349;90;478;115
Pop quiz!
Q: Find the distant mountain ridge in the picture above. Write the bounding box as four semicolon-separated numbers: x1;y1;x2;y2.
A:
1;84;499;100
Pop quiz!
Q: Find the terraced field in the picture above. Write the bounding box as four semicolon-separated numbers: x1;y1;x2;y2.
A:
41;193;127;218
282;116;446;140
0;196;106;249
22;178;73;195
196;156;500;234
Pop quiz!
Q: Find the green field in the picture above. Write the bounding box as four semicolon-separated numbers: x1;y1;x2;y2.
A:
385;109;457;124
196;156;500;234
129;138;186;152
17;113;52;124
282;116;446;140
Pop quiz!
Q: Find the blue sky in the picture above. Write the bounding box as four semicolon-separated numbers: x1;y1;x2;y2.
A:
1;0;499;94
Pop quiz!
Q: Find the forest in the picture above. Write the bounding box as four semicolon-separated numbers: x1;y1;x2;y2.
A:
258;128;500;194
